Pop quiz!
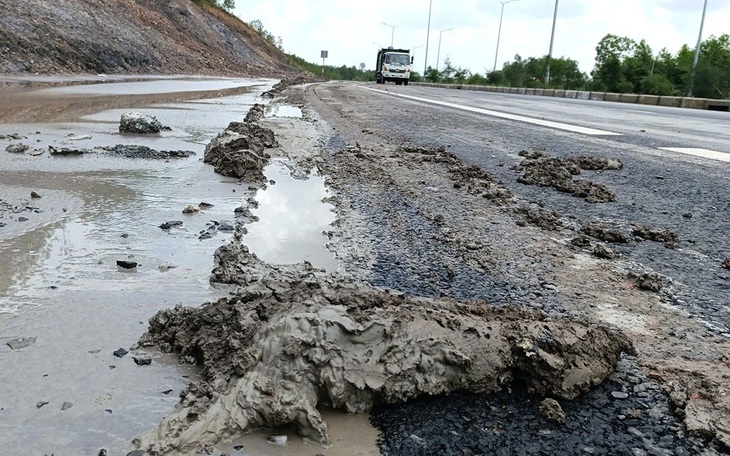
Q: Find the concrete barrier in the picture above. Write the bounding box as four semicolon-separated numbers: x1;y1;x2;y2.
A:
682;98;707;109
706;100;730;112
409;81;723;112
658;96;682;108
619;93;639;103
589;92;606;101
638;95;660;106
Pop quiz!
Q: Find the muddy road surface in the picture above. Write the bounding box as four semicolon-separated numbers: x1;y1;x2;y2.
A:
1;77;729;456
303;82;729;455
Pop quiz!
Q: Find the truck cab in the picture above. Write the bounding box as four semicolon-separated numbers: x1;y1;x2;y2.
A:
375;48;413;85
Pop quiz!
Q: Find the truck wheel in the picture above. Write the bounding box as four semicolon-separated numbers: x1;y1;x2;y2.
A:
404;80;409;86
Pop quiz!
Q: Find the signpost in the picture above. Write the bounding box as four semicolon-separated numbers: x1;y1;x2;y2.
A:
320;50;328;77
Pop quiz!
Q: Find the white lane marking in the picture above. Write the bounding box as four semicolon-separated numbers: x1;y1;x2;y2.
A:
365;87;621;136
659;147;730;163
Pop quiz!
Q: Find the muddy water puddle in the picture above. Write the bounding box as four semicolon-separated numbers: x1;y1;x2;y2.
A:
0;78;367;455
245;160;338;272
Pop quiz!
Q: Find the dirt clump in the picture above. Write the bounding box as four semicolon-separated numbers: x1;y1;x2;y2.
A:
515;151;622;203
539;398;566;424
514;205;563;231
632;224;678;247
403;146;513;204
133;244;632;454
632;272;663;292
582;222;631;243
593;243;620;259
722;258;730;270
203;106;278;181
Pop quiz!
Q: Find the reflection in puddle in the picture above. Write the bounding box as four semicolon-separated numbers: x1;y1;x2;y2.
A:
245;162;337;272
265;104;303;118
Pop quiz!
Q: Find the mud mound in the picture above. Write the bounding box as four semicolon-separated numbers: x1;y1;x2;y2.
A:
515;151;621;203
582;222;631;243
132;244;632;454
101;144;194;159
723;258;730;270
262;72;321;98
514;205;563;231
402;146;513;204
632;224;678;247
203;107;278;181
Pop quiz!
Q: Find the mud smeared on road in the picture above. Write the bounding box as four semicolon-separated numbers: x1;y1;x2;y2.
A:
134;243;632;454
515;150;622;203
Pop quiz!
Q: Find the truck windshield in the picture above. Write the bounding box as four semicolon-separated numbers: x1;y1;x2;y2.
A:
385;54;410;65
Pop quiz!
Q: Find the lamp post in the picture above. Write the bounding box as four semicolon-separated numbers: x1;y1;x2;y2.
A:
494;0;519;72
436;28;453;72
688;0;709;97
382;22;396;47
412;45;424;71
545;0;559;86
424;0;433;75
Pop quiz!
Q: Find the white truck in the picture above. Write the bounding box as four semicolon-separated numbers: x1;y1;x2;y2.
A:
375;47;413;85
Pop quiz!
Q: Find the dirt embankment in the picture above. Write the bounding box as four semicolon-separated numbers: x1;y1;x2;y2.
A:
0;0;296;77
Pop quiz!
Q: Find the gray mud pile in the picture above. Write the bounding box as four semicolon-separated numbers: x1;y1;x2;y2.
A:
133;241;633;454
515;150;622;203
262;72;321;98
203;107;278;181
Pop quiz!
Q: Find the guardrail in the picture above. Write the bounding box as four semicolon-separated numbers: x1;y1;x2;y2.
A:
411;82;730;112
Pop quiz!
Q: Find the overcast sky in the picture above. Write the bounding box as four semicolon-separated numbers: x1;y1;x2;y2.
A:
233;1;728;76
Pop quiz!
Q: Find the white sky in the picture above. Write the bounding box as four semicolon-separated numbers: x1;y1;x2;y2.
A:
233;1;728;76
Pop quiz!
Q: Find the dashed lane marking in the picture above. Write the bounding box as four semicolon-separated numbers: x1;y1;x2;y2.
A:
659;147;730;163
365;87;622;136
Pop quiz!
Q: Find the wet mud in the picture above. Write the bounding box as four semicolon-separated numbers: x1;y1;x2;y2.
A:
515;150;622;203
134;245;631;454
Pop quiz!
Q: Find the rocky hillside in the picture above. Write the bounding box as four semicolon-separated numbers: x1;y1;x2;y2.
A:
0;0;297;77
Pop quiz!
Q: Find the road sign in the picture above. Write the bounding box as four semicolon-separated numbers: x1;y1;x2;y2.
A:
321;50;329;58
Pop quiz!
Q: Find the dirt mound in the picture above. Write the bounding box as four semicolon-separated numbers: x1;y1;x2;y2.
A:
582;222;631;243
133;244;632;454
515;151;621;203
262;73;323;98
203;106;278;181
403;146;513;204
0;0;296;77
632;224;678;247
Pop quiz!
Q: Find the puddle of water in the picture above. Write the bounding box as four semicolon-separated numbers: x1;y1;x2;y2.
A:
244;161;338;272
265;104;303;118
218;408;380;456
32;78;274;96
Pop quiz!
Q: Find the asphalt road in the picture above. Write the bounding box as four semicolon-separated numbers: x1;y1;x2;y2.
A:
356;82;730;335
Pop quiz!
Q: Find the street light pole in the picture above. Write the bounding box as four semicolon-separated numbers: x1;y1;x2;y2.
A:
494;0;519;72
424;0;433;76
545;0;559;86
382;22;396;47
688;0;709;97
412;45;424;71
436;28;453;72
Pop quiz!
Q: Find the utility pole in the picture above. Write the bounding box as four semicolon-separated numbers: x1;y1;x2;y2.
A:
688;0;709;97
494;0;519;73
545;0;559;86
436;28;453;72
382;22;396;47
424;0;433;76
